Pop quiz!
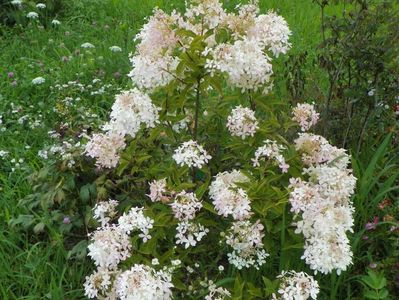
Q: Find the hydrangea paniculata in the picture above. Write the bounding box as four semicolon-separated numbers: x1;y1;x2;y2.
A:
226;105;259;139
273;270;319;300
209;170;252;220
173;140;212;168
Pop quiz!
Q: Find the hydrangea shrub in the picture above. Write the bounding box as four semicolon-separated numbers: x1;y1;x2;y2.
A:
82;1;357;299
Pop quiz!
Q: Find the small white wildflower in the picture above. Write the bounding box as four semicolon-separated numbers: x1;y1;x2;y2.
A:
11;0;22;7
171;259;181;266
51;19;61;26
109;45;122;52
151;258;159;265
81;42;95;49
0;150;9;158
32;77;45;85
26;12;39;19
36;3;46;9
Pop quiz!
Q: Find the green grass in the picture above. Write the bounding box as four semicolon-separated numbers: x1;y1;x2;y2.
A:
0;0;363;299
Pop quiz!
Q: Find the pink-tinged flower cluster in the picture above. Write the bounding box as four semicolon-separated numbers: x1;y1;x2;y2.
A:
273;270;319;300
85;88;159;168
247;11;292;57
292;103;319;132
147;178;169;202
104;88;160;138
225;220;269;269
226;105;259;139
209;170;252;220
114;264;173;300
93;199;119;226
84;132;126;168
128;9;180;91
127;0;291;94
289;106;357;275
252;139;289;173
170;191;202;221
85;206;157;299
205;38;273;93
87;225;132;269
294;133;350;169
184;0;226;30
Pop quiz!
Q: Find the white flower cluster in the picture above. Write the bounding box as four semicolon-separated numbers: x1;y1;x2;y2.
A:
84;132;126;168
209;170;252;220
247;11;292;57
81;42;95;49
118;207;154;241
93;199;119;226
225;220;269;269
129;9;180;90
88;225;132;269
26;12;38;19
170;191;202;221
252;139;289;173
205;38;273;93
104;89;160;138
147;178;168;202
171;191;208;248
205;282;231;300
115;265;173;300
173;140;212;168
32;76;45;85
84;264;173;300
289;107;356;275
83;267;113;299
110;45;122;52
85;206;157;299
184;0;226;30
294;133;350;169
292;103;319;132
273;270;319;300
226;106;259;139
128;1;290;92
85;88;159;168
175;220;209;249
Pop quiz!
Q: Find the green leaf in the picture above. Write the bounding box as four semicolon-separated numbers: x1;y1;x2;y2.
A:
33;222;45;234
67;240;88;260
232;276;244;300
